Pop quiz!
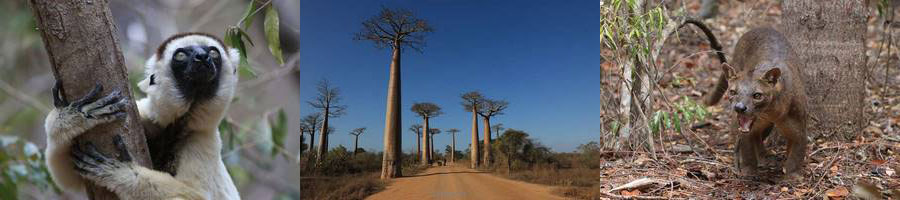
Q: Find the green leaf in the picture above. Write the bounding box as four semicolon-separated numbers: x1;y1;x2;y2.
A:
263;4;284;65
270;109;288;158
225;27;257;79
650;111;661;134
239;0;260;29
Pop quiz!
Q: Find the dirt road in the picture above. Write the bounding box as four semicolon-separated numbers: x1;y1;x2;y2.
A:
367;165;565;200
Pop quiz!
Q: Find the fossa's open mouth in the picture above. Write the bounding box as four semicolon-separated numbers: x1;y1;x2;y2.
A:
738;115;754;133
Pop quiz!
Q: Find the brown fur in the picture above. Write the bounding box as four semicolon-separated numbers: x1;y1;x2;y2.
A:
725;27;808;178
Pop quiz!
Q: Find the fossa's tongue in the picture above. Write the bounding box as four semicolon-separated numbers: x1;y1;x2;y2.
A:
738;115;754;133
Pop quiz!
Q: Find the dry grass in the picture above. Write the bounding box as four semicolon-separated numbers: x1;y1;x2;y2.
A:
301;173;385;200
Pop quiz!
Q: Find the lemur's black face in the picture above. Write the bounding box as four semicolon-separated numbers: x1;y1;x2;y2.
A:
170;45;223;102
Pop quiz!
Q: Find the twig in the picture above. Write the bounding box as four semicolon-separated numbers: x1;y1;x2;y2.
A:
188;0;234;32
0;79;50;112
600;191;684;200
237;53;300;91
236;0;273;27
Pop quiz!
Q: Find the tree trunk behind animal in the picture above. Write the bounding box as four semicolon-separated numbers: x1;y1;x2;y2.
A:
782;1;866;140
317;107;329;165
381;46;403;179
29;1;153;199
482;117;492;166
470;107;479;168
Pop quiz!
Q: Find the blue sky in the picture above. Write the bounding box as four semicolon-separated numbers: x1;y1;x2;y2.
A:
300;0;602;153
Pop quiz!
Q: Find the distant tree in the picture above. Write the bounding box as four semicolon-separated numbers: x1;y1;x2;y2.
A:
411;102;442;164
409;124;423;160
498;129;529;173
356;7;434;179
428;128;441;162
308;79;347;165
478;99;509;166
461;91;484;168
446;128;460;164
491;123;504;140
300;113;323;156
349;127;367;155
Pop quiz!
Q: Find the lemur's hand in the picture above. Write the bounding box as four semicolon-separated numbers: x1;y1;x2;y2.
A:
71;135;133;184
47;81;129;142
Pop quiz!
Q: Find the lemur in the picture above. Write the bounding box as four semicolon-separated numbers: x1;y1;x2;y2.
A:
44;33;241;199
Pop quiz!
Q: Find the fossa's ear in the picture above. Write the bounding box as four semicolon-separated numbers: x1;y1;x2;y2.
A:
760;68;781;85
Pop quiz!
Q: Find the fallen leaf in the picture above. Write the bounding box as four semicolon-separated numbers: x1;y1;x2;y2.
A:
870;159;887;165
621;189;641;196
826;187;850;197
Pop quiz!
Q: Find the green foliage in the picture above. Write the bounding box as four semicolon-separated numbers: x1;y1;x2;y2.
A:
264;5;284;65
0;136;58;199
649;97;708;134
600;0;670;60
575;141;603;169
496;129;554;170
271;109;288;158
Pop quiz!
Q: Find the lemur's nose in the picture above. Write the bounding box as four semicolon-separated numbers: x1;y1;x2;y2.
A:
194;52;209;61
733;103;747;113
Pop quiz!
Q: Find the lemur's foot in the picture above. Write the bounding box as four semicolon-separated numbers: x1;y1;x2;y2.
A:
52;81;128;125
71;135;133;182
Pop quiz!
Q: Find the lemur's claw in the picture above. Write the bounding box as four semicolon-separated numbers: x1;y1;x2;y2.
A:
51;80;68;108
79;89;128;119
71;83;103;109
71;142;128;180
113;135;132;162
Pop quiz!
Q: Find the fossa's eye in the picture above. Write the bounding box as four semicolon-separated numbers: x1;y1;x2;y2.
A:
752;92;763;100
728;89;737;96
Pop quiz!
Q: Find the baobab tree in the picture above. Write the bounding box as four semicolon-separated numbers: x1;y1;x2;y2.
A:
355;7;433;179
428;128;441;162
461;91;484;168
491;123;505;140
349;127;366;155
446;128;460;164
412;102;442;164
308;79;347;164
478;99;509;165
301;113;322;156
409;124;423;160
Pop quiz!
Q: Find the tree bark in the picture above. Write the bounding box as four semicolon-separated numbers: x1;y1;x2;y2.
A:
782;1;866;140
381;46;402;179
415;132;421;161
482;117;492;166
470;107;479;168
353;135;359;155
450;132;455;164
421;119;430;165
316;107;329;165
29;1;152;199
308;131;315;155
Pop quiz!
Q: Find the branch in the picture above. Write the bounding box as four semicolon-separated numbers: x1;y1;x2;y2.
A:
0;79;50;112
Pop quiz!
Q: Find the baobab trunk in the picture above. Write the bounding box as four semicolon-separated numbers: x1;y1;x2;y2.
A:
381;46;402;179
470;107;480;168
451;132;456;164
308;131;315;155
316;107;329;165
30;1;154;199
353;135;359;155
421;119;430;165
416;132;421;161
482;117;492;166
782;0;866;140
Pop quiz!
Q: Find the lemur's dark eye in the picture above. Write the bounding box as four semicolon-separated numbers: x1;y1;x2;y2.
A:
752;92;763;100
209;49;220;59
174;52;187;61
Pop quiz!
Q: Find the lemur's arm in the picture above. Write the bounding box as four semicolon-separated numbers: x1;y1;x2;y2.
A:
44;82;204;200
44;82;126;191
71;136;204;200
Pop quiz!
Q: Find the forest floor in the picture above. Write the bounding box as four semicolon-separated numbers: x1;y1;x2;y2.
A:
366;164;565;200
573;0;900;199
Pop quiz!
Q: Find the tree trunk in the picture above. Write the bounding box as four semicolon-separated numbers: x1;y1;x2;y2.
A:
353;135;359;155
308;131;315;155
782;1;866;140
450;132;455;164
415;132;421;161
317;107;329;165
29;1;152;199
381;46;402;179
470;107;479;168
482;117;492;166
422;119;430;165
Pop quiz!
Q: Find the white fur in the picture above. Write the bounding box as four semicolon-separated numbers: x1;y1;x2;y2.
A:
45;34;241;200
